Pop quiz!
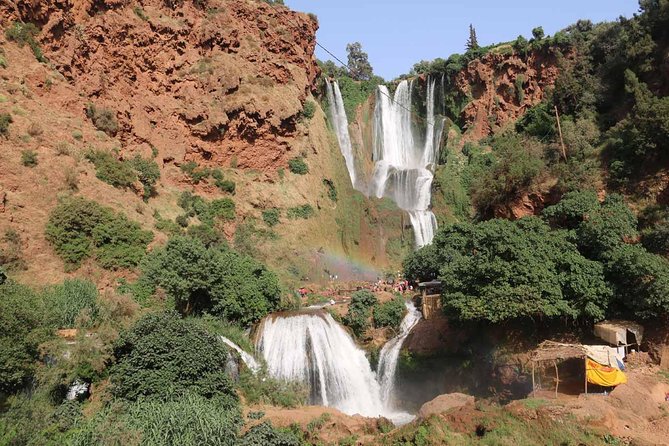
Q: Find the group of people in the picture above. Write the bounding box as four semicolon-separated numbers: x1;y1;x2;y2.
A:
370;278;413;294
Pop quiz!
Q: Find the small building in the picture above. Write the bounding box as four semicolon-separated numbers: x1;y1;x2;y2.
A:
418;280;442;320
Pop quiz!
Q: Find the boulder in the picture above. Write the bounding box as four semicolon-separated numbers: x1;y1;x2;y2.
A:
418;392;475;419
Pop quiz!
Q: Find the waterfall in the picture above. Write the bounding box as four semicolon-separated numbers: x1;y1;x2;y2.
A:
371;77;445;247
256;310;414;424
326;79;357;187
377;302;422;405
220;336;260;373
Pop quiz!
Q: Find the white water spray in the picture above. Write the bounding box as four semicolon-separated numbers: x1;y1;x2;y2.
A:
326;79;357;187
371;78;444;247
256;310;414;424
377;302;422;406
220;336;260;373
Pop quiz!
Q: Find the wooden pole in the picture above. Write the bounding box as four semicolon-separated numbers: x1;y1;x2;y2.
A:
584;356;588;395
554;106;567;161
532;362;536;397
554;360;559;399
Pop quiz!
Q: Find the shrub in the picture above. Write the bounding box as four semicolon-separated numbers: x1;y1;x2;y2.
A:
238;421;302;446
323;179;337;202
85;103;118;135
216;178;236;194
138;236;281;325
85;149;137;189
288;156;309;175
302;100;316;120
111;311;239;406
5;22;46;63
45;197;153;270
128;155;160;199
286;204;314;219
238;370;308;408
187;224;225;247
43;279;99;328
262;208;280;227
373;296;406;329
178;191;235;226
0;112;12;137
132;6;148;21
20;149;38;167
181;161;212;184
343;290;378;336
0;281;49;393
0;228;25;271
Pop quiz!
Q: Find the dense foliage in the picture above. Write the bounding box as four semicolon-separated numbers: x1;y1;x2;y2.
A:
45;197;153;270
373;295;406;329
342;290;378;336
287;156;309;175
405;190;669;322
138;236;281;325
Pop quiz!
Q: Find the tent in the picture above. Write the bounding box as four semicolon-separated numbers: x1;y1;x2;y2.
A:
531;341;628;396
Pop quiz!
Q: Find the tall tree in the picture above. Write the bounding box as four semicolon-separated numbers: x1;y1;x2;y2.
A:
346;42;374;81
466;24;479;51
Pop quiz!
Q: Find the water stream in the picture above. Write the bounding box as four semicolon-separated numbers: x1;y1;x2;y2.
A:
220;336;261;373
257;305;421;424
325;79;357;188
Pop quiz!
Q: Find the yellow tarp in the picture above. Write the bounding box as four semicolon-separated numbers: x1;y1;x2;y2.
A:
586;358;627;387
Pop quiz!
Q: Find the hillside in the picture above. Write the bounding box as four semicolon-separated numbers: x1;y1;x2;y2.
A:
0;0;411;289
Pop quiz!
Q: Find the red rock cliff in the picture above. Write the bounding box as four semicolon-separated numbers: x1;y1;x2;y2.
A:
2;0;320;171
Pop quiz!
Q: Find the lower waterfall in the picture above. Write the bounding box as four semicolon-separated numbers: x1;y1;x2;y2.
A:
256;306;421;424
377;302;422;406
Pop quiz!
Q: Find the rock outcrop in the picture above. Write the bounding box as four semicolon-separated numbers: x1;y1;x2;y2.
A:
456;47;564;141
418;392;475;419
2;0;319;172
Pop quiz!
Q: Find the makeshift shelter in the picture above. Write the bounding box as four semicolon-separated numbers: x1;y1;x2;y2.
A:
418;280;442;320
530;341;627;397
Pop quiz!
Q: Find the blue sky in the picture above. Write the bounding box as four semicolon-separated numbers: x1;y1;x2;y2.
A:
285;0;641;80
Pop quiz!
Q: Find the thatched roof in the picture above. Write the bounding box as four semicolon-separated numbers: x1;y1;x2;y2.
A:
531;341;587;362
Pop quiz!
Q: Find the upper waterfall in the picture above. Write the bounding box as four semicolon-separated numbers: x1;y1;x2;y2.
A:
371;78;444;247
325;79;357;188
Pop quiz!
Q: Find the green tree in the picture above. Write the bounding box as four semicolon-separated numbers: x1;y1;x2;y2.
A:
343;290;378;336
138;236;281;325
531;26;545;40
373;296;406;330
466;24;479;51
111;312;239;407
346;42;374;81
435;217;611;322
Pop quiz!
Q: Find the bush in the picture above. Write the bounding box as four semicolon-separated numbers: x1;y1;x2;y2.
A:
0;281;49;393
45;197;153;270
373;296;406;330
343;290;378;336
0;112;12;137
288;156;309;175
181;161;212;184
238;370;308;408
70;394;242;446
21;149;38;167
187;224;225;247
238;421;302;446
5;22;46;63
286;204;314;219
43;279;99;328
129;155;160;199
111;311;239;407
262;208;280;227
323;179;337;202
428;217;612;322
85;149;137;189
178;191;235;225
216;178;236;194
85;103;118;135
138;236;281;325
302;100;316;120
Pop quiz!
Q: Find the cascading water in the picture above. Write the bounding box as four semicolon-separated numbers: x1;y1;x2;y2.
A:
325;79;357;188
256;310;414;424
377;302;422;406
371;78;444;247
219;336;260;373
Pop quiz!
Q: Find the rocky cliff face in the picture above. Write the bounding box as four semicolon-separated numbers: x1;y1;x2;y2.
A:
3;0;319;171
456;47;563;141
